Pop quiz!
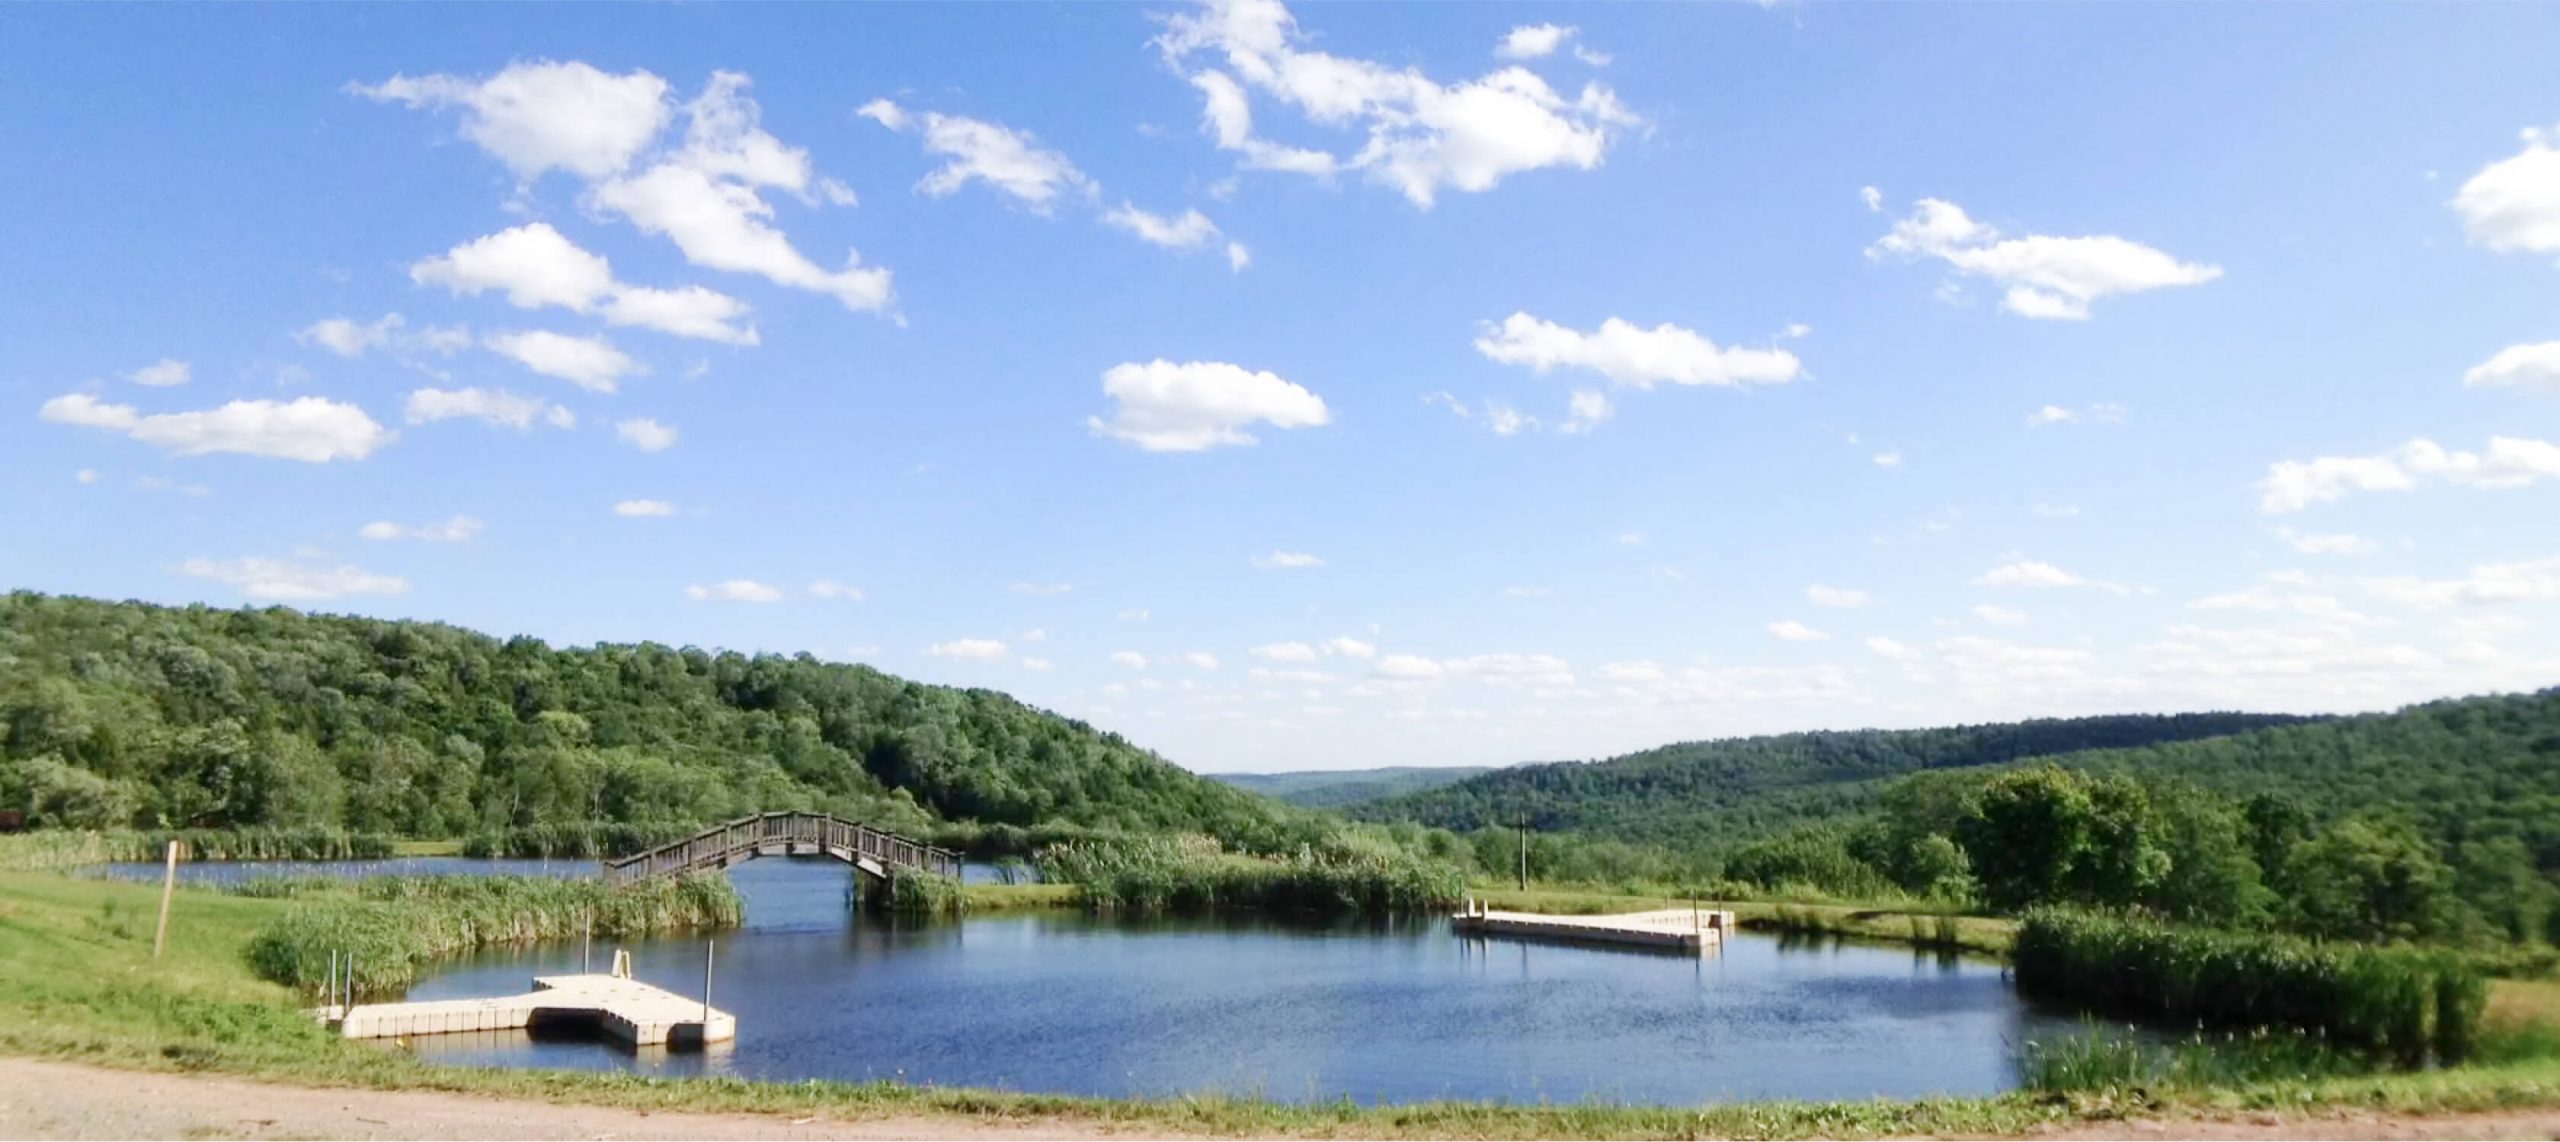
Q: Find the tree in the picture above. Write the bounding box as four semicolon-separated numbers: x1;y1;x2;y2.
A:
2284;816;2457;942
1958;766;2095;912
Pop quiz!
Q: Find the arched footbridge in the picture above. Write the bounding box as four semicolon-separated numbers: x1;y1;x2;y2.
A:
602;811;961;885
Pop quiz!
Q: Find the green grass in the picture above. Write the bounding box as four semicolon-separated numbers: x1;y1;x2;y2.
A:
2;871;2558;1138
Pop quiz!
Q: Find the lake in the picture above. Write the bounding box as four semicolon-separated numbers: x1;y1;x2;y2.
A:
384;857;2084;1106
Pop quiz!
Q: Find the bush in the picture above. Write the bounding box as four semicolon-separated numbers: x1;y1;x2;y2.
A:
860;869;966;916
2013;908;2488;1065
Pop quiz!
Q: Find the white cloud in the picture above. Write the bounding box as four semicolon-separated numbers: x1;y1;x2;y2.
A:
353;60;671;181
42;393;392;463
2367;555;2560;608
1599;660;1665;683
1860;185;1884;212
925;638;1009;660
412;223;615;311
1321;635;1376;659
175;556;409;601
1008;581;1074;596
359;515;482;543
1252;550;1324;569
686;579;784;603
127;359;191;387
1768;620;1827;642
1104;202;1220;247
616;417;678;452
1110;651;1149;669
1118;608;1151;621
1973;604;2029;626
613;499;675;517
484;330;643;393
1157;0;1639;207
404;387;572;431
2277;528;2378;556
1974;560;2130;594
1089;359;1330;452
2258;437;2560;512
1474;313;1802;390
1872;451;1903;468
809;580;863;600
1865;636;1916;660
1181;651;1221;671
298;313;472;359
1868;197;2221;319
1375;654;1445;680
593;163;893;314
2452;125;2560;256
1558;390;1612;435
1021;656;1055;672
1495;24;1574;60
2464;342;2560;393
2190;586;2374;627
1226;242;1252;271
2026;402;2126;427
1252;641;1318;662
75;469;98;485
863;101;1093;210
1616;531;1645;545
1806;585;1870;608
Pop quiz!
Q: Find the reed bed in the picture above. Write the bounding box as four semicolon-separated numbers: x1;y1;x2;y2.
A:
244;873;742;998
458;822;699;859
858;869;968;916
0;827;395;871
1035;833;1465;916
2018;1023;2377;1093
2014;909;2488;1065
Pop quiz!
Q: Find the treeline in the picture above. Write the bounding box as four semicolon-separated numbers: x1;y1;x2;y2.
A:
1351;712;2316;841
0;593;1322;852
1720;764;2558;946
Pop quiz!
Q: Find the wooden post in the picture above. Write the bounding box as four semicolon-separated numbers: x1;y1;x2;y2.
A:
701;939;715;1023
328;950;339;1010
582;911;593;974
152;839;181;958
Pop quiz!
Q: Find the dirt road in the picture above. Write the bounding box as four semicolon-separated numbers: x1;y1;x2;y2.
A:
5;1056;2559;1140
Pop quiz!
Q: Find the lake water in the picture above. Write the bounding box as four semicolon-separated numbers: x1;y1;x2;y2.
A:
393;858;2083;1106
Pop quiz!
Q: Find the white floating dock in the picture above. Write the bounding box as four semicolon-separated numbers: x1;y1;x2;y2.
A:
1453;902;1736;952
332;973;734;1048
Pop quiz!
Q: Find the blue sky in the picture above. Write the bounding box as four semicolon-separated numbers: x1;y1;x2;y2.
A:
5;2;2559;773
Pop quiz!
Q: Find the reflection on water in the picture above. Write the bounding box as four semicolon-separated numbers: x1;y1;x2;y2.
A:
400;859;2082;1106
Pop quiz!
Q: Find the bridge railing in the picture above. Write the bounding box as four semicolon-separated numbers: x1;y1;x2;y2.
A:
601;811;961;884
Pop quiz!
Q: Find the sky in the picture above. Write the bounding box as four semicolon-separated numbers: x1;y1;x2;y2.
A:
5;2;2560;774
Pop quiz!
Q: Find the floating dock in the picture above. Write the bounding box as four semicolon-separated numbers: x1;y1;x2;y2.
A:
328;973;734;1048
1452;900;1736;952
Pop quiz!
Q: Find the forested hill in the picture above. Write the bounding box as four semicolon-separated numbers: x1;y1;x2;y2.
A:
1216;766;1495;808
1346;712;2319;843
0;592;1313;847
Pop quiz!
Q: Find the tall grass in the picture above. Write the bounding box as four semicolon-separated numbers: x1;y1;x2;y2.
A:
1035;833;1464;916
2019;1023;2377;1093
858;869;968;916
243;873;741;998
2014;909;2488;1065
0;827;394;871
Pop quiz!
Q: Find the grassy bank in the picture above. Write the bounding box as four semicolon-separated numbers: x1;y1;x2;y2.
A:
3;871;2560;1138
242;873;742;996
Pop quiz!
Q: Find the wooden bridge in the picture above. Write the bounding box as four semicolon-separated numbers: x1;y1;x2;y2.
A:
602;811;962;885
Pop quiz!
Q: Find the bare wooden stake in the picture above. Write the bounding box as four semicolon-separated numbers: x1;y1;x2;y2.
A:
152;839;181;958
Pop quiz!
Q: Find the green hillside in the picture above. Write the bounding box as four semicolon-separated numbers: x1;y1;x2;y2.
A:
0;592;1319;850
1216;766;1495;808
1349;712;2315;844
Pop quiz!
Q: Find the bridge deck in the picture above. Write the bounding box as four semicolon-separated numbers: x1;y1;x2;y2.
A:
334;974;733;1047
604;811;960;884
